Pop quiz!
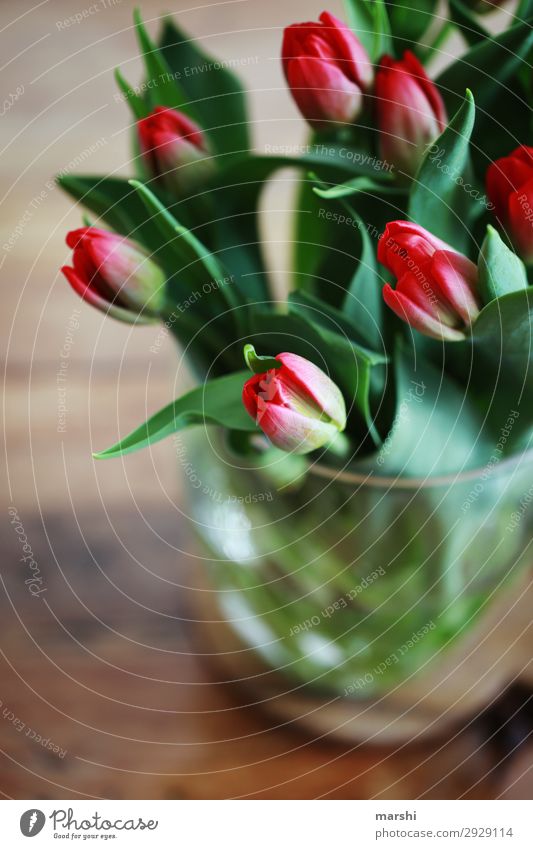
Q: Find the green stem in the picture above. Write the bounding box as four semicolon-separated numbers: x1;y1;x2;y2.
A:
418;20;454;63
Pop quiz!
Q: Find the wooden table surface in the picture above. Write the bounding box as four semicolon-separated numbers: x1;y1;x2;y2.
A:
2;0;531;799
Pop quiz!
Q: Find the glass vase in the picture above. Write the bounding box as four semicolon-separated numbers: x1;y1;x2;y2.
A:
179;428;533;743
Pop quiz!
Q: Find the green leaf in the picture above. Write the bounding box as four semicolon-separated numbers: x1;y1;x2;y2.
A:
132;10;192;112
472;288;533;359
469;289;533;446
436;15;533;171
371;1;392;59
341;209;384;352
313;322;384;445
478;225;528;304
354;345;491;476
409;89;475;251
293;178;338;297
313;176;400;200
243;343;280;373
57;174;178;254
210;147;386;305
343;0;392;59
213;148;395;189
158;16;250;160
307;177;396;336
343;0;375;56
385;0;438;47
288;290;368;349
94;371;257;459
517;0;533;16
129;178;245;341
114;68;148;119
448;0;489;46
129;179;225;284
292;174;377;307
305;181;386;351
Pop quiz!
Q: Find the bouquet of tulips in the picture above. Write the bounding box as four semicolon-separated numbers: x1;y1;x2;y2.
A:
60;1;533;483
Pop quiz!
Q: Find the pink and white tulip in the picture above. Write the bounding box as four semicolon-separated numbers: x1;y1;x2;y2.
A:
243;351;346;454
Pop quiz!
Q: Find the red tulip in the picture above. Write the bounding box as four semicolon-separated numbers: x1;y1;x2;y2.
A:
242;351;346;454
61;227;166;323
137;106;212;192
282;11;373;129
486;146;533;264
379;221;480;341
375;51;447;177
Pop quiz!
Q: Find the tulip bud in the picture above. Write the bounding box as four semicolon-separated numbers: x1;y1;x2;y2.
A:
61;227;166;323
486;146;533;265
375;51;447;178
281;11;373;130
242;346;347;454
379;221;480;341
137;106;212;193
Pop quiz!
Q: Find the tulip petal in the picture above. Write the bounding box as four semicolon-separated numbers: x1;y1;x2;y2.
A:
281;20;325;79
318;11;373;89
61;266;154;324
508;145;533;168
376;62;442;176
383;283;465;341
430;250;480;325
276;352;347;429
507;177;533;263
287;56;362;126
242;353;346;454
378;221;452;280
63;227;165;320
137;106;209;192
395;270;458;327
138;106;205;153
486;154;533;224
255;401;340;454
401;51;447;130
281;12;371;127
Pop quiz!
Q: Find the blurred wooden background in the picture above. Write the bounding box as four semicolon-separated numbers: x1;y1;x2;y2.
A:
1;0;531;799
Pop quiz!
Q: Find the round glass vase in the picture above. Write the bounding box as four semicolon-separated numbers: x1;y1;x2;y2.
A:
181;428;533;744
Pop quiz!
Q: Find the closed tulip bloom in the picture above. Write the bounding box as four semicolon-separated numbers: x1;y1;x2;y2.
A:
486;146;533;264
62;227;166;323
379;221;480;341
242;352;347;454
137;106;212;192
282;11;373;129
375;51;447;177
